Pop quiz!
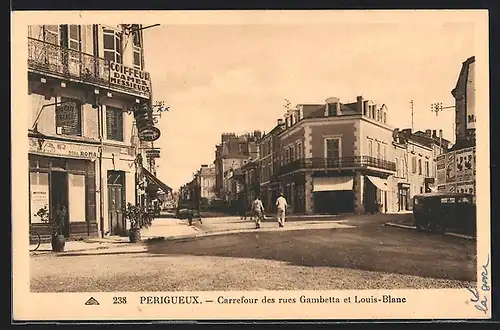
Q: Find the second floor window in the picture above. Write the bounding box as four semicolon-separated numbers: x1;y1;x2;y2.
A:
368;140;373;157
43;25;59;45
103;28;123;64
383;145;387;161
290;146;295;162
418;159;422;175
106;106;124;141
425;160;430;177
376;142;381;159
132;26;144;70
412;156;417;174
395;157;400;177
55;97;82;136
297;143;302;159
325;137;341;159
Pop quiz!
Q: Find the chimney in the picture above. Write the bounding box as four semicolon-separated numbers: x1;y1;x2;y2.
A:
356;96;364;113
432;130;437;138
277;118;284;126
201;164;208;167
425;129;432;137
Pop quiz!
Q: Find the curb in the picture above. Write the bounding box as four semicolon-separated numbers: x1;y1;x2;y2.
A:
143;222;355;244
384;223;476;241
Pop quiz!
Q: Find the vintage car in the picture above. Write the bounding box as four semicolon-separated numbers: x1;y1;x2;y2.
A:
412;192;476;234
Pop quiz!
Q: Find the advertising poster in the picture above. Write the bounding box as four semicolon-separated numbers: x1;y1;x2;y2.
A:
437;185;446;192
436;154;446;185
445;151;456;183
446;183;457;193
455;148;474;181
30;172;50;223
473;147;476;175
456;181;475;195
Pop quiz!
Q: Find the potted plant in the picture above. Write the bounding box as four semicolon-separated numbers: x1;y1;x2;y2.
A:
35;205;66;252
124;203;153;243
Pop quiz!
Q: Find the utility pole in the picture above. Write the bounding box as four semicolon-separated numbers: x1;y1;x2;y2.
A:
410;100;414;132
431;102;456;143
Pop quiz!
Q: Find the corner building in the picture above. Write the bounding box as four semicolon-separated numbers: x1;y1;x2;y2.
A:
28;24;153;240
275;96;396;214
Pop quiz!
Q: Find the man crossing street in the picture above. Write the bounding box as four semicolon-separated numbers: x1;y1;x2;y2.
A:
252;196;265;229
276;192;288;227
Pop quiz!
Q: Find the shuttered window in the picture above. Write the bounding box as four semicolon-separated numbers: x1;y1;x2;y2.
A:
106;106;124;141
55;97;82;136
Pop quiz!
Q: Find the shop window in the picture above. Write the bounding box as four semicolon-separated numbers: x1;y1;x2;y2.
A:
103;28;123;64
68;174;86;222
55;97;82;136
106;106;124;141
30;172;50;224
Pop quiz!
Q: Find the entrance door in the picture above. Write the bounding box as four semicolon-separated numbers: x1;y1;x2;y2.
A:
51;171;69;237
108;184;124;235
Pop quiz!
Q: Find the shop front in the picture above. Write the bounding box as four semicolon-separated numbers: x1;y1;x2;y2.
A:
311;175;355;214
28;137;99;240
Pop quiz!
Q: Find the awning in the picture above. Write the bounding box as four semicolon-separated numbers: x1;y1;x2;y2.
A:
367;175;390;191
313;177;354;192
142;167;173;193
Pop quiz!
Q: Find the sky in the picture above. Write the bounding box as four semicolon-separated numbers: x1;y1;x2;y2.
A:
142;20;475;191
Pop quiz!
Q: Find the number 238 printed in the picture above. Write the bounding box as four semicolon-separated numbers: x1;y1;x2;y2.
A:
113;297;127;304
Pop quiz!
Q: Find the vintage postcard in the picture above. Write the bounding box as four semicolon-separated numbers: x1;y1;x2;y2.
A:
12;10;490;321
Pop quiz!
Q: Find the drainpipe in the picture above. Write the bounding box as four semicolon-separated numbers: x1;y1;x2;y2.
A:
96;96;105;238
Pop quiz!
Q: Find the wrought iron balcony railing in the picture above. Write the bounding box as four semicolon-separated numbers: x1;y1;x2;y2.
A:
278;156;396;176
28;37;151;99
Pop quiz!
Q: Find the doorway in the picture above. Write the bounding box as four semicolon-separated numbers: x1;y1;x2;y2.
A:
51;171;69;237
107;171;125;236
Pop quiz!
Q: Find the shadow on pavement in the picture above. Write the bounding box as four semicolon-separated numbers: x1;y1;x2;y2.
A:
53;250;147;257
145;225;477;282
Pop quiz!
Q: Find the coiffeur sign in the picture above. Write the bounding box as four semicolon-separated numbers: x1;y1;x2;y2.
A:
138;126;161;142
109;62;151;96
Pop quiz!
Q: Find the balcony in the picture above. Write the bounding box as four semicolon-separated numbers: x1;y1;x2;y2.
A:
278;156;396;176
28;37;151;99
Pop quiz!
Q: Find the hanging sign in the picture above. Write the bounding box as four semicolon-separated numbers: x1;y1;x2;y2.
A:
138;126;161;142
146;149;161;158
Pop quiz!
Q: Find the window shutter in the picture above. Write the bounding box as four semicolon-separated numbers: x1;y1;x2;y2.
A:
86;161;96;224
106;107;124;141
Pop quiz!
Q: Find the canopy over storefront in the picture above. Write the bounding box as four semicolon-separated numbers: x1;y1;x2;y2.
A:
142;167;172;194
367;175;390;191
312;177;354;192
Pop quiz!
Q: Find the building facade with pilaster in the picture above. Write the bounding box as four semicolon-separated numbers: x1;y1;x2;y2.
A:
27;24;162;240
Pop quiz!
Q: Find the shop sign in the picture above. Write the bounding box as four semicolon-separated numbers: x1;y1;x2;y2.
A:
146;149;161;159
29;137;99;159
138;126;161;142
109;62;151;96
455;147;474;182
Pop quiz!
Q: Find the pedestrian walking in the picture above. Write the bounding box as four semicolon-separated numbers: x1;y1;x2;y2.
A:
276;192;288;227
252;196;265;229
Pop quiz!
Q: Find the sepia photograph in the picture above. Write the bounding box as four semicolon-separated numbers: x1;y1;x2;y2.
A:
12;10;490;321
